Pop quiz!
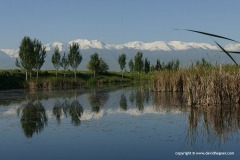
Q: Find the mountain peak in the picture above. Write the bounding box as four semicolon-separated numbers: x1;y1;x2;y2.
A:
0;39;230;57
69;39;106;49
0;49;18;57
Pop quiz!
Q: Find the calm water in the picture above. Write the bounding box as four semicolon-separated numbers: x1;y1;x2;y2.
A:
0;87;239;160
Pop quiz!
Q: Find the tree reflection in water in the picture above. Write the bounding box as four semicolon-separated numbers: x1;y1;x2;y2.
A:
52;98;83;126
88;90;109;113
17;101;47;138
53;100;62;124
14;88;240;143
135;90;144;111
119;94;127;111
129;90;135;105
70;100;83;126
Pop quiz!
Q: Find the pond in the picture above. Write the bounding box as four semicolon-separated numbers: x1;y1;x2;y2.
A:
0;87;239;160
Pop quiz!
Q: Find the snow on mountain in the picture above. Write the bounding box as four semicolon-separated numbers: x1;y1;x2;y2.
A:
1;39;239;58
0;49;18;57
68;39;111;50
167;41;218;51
225;43;240;51
45;42;67;52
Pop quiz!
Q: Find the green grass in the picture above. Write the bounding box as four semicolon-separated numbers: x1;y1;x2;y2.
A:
0;69;152;90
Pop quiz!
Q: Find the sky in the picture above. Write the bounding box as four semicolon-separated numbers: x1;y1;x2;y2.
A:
1;0;240;49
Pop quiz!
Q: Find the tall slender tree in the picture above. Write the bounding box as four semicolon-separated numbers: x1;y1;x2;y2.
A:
118;53;126;79
128;58;134;73
61;52;69;78
51;46;61;77
33;39;46;78
68;43;82;80
87;52;100;78
16;36;35;80
134;52;144;76
155;59;162;71
144;58;150;73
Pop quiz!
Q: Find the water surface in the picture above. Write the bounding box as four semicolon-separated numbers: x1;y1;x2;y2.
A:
0;87;239;160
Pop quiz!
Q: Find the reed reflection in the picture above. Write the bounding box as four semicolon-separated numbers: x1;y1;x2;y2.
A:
152;92;185;112
187;105;240;145
17;100;47;138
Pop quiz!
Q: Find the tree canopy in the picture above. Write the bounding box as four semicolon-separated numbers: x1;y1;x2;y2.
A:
68;43;82;79
16;36;46;80
51;46;61;77
118;53;126;79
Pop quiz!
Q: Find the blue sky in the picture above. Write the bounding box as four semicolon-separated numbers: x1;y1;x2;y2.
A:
1;0;240;49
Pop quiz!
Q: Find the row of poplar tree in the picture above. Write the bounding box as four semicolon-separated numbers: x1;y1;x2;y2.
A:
15;36;180;81
15;36;110;80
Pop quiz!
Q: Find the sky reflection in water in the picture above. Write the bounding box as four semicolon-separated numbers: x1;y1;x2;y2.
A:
0;87;239;160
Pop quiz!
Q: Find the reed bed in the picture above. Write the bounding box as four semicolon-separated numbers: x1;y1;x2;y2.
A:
152;66;240;106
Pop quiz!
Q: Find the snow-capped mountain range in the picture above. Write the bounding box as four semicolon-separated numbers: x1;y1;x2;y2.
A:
1;39;240;70
1;39;240;57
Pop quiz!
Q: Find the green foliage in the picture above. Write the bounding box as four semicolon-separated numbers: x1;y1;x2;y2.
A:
33;39;46;78
155;59;162;71
195;58;212;68
118;53;126;71
61;52;69;77
33;39;46;70
98;58;109;73
87;53;109;77
134;52;144;74
51;46;61;77
128;58;134;73
118;53;126;79
87;52;100;78
16;36;35;71
144;58;150;73
153;59;180;71
15;36;46;80
16;36;42;80
68;43;82;72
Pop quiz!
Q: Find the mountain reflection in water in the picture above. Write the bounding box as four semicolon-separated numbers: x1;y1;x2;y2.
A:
1;87;240;146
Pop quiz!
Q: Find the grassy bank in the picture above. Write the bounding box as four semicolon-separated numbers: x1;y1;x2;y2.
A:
152;65;240;106
0;70;152;90
0;70;25;90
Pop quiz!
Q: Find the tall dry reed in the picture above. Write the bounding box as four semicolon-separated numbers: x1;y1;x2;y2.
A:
152;66;240;106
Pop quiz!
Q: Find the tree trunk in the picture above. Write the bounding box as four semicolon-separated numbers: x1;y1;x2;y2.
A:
122;70;123;79
75;70;77;80
25;71;28;81
56;69;58;77
37;69;39;78
94;70;96;78
64;70;66;78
